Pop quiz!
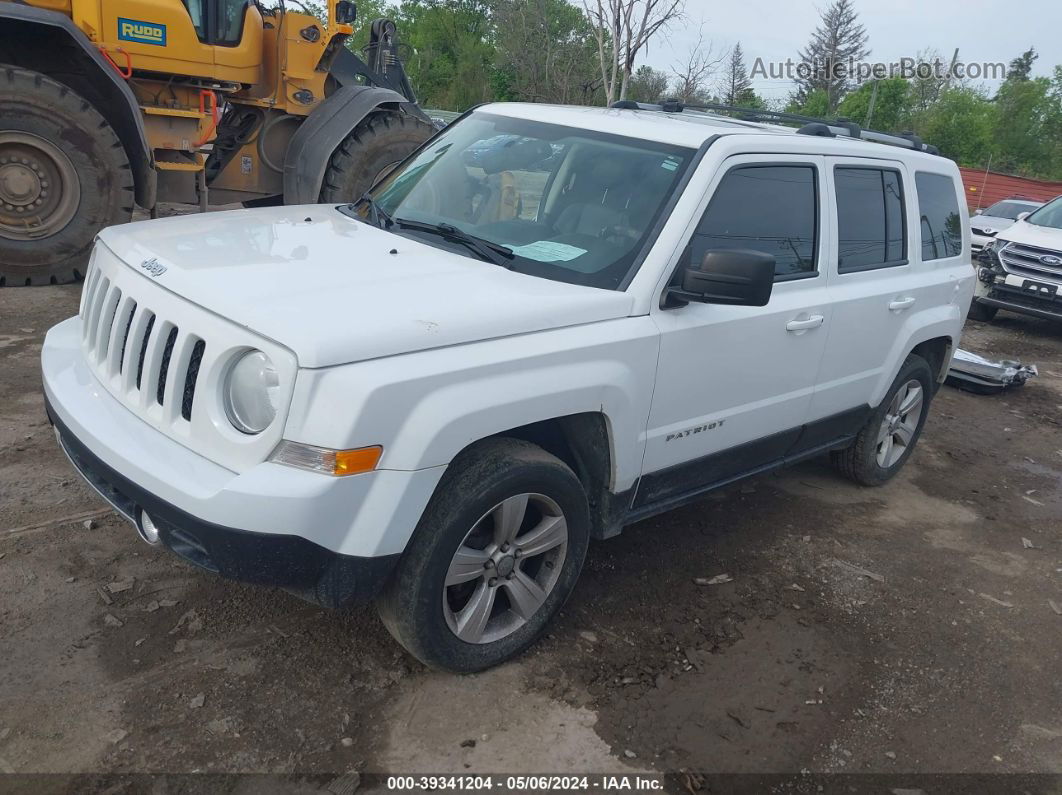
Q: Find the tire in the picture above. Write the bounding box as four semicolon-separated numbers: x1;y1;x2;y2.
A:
0;64;134;286
831;354;935;486
967;299;998;322
317;111;434;202
376;438;590;672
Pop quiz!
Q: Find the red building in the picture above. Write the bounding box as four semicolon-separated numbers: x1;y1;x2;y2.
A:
959;166;1062;213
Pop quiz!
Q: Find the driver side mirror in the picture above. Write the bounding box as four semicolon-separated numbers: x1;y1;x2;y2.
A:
666;249;776;307
973;208;983;215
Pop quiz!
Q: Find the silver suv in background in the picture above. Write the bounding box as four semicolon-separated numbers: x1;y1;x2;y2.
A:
970;198;1043;252
973;194;1062;322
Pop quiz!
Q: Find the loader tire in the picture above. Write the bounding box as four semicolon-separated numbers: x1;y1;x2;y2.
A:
0;64;134;286
317;111;434;202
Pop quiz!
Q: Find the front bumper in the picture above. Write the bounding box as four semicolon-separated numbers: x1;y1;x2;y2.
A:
42;316;447;607
48;400;397;607
977;267;1062;321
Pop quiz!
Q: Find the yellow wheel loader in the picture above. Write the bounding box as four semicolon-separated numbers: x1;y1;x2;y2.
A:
0;0;435;285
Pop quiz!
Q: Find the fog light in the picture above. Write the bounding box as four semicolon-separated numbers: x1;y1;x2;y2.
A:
137;510;160;545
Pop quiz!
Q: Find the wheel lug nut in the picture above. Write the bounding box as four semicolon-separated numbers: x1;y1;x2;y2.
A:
40;181;48;188
514;549;522;558
500;543;510;553
506;573;514;580
483;560;493;569
488;577;498;587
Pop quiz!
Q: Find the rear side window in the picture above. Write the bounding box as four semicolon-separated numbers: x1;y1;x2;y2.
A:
915;172;963;260
835;167;906;273
691;165;819;279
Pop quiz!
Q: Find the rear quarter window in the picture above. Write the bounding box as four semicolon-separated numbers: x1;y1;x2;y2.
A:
915;172;963;261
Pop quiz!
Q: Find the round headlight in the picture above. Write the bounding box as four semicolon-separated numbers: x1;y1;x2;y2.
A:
224;350;280;434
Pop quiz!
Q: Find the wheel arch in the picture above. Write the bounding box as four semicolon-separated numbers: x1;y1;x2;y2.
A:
0;5;156;209
281;84;414;204
910;335;954;389
474;413;622;540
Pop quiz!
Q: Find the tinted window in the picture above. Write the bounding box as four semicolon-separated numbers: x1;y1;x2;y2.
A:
690;165;818;279
915;172;963;261
835;167;906;272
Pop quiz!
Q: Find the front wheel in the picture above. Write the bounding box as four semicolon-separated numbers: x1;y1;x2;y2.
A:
376;438;590;672
831;354;934;486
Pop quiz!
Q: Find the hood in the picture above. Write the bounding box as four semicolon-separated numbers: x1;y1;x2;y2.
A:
98;206;634;368
997;219;1062;251
970;215;1017;233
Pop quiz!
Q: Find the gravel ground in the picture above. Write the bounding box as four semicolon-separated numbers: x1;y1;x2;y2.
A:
1;283;1061;783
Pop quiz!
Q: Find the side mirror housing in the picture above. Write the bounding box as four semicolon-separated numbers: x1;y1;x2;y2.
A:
973;208;983;215
1016;211;1030;221
666;249;776;307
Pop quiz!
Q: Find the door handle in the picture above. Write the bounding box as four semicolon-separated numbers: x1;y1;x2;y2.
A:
889;296;916;311
786;314;825;332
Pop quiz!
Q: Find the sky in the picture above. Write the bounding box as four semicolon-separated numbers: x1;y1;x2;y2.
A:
640;0;1062;102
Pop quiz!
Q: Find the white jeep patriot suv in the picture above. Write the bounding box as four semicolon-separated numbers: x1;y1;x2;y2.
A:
43;102;974;671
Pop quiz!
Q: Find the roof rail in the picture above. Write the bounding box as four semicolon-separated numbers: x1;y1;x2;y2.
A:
608;99;943;157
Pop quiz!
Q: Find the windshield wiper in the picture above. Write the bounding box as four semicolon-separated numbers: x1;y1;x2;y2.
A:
351;193;393;229
394;218;515;268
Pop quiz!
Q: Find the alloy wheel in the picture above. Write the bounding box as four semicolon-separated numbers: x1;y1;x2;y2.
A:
875;379;924;468
443;493;568;644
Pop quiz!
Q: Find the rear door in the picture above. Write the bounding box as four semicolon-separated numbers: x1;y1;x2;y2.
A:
808;157;920;422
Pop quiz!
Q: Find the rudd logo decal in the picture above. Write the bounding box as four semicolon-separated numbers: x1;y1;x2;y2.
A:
118;18;167;46
666;420;725;442
140;257;167;277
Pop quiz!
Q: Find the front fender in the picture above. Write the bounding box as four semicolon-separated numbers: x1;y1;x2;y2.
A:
284;317;660;493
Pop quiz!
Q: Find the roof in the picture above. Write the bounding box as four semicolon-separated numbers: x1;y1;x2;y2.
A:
481;103;947;165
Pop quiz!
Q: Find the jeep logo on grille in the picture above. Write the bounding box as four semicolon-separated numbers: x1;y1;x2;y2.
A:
140;257;167;277
1039;254;1062;267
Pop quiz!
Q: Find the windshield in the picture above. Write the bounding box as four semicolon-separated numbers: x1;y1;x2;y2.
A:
1024;195;1062;230
348;112;695;290
982;200;1041;220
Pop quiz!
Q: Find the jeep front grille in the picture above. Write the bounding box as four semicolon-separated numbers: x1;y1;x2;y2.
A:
80;264;206;422
999;242;1062;284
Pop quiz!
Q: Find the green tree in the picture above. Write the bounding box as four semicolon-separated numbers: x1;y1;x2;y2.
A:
627;65;669;103
838;76;910;131
794;0;869;113
915;86;996;168
397;0;497;110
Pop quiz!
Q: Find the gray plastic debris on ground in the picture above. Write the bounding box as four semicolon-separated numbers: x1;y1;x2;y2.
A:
946;349;1038;395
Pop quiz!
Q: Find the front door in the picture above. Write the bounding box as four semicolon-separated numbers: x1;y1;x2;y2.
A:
640;154;831;507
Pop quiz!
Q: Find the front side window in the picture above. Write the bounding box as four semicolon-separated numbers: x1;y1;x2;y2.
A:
688;165;819;279
915;172;963;261
215;0;248;45
835;167;906;273
353;112;694;290
1025;195;1062;230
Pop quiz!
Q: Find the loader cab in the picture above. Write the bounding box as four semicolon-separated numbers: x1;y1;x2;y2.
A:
97;0;263;83
181;0;251;46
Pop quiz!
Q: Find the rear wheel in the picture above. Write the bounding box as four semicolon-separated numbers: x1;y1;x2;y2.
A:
831;355;934;486
0;64;134;286
376;438;590;672
317;111;434;202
